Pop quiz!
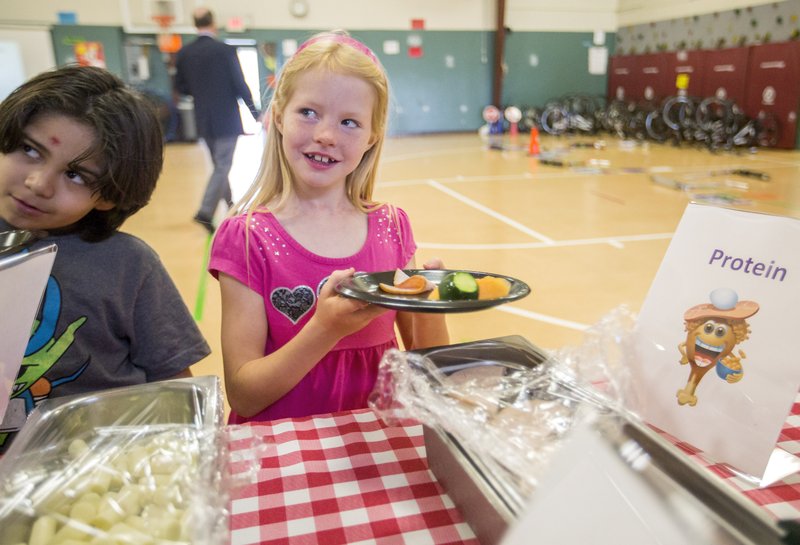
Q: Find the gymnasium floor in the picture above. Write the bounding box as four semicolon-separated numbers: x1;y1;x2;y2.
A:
123;130;800;408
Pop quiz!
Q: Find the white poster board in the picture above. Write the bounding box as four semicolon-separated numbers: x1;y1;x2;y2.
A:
630;204;800;478
0;245;57;421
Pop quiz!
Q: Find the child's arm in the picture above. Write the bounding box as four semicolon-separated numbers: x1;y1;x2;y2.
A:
395;257;450;351
219;268;388;418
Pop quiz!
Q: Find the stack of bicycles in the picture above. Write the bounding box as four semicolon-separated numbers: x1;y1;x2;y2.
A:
520;93;779;152
644;95;778;151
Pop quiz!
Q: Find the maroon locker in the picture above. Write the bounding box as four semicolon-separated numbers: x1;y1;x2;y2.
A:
744;41;799;149
631;53;671;102
699;47;750;108
607;55;638;103
665;50;706;97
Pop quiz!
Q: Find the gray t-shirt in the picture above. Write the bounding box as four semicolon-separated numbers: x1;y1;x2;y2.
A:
0;222;210;450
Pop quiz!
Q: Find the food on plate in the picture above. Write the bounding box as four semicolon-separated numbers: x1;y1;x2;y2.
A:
476;275;511;300
437;272;479;301
378;269;514;302
435;272;512;301
378;269;435;295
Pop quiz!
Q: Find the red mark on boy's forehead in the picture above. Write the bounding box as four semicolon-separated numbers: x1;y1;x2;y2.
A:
50;136;61;145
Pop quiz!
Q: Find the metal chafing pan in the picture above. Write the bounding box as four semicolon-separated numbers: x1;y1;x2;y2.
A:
410;336;546;544
0;376;224;544
0;229;45;258
410;337;796;545
0;375;221;463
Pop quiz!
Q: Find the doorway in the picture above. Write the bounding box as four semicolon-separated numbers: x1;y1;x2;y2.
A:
226;38;261;133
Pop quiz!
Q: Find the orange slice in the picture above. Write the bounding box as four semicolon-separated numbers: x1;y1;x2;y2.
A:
476;276;511;300
379;274;431;295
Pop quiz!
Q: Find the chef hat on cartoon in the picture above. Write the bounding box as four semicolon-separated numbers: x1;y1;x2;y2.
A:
683;288;760;321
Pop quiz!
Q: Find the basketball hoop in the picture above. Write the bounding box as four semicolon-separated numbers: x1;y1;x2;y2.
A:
152;14;174;30
152;14;181;54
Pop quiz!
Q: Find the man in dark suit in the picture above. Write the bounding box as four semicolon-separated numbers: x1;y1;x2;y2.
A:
175;7;260;233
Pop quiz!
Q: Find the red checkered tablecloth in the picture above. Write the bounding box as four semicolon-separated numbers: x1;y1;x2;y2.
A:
227;409;478;545
226;403;800;544
665;399;800;521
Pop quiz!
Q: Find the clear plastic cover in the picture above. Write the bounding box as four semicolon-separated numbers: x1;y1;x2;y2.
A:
369;311;788;544
368;328;629;504
0;376;237;545
370;307;635;508
547;305;638;410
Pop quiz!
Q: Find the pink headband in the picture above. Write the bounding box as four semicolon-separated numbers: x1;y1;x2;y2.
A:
295;34;380;65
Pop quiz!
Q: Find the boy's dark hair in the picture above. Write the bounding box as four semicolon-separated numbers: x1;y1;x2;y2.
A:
0;65;164;241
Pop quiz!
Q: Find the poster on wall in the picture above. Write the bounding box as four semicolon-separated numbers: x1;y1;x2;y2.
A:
260;42;278;95
74;41;106;68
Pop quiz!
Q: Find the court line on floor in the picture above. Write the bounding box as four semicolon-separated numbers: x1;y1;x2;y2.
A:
426;179;556;245
381;158;798;188
382;146;486;163
496;305;590;331
381;171;576;187
417;231;673;251
424;179;654;249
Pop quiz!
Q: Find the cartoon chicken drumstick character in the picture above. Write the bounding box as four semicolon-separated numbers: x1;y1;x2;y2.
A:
677;288;759;407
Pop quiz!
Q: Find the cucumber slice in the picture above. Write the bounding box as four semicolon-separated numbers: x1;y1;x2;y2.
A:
438;272;479;300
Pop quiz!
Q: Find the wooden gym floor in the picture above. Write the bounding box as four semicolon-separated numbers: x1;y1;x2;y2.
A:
123;131;800;411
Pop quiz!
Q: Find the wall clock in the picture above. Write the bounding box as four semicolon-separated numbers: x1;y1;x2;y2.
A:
289;0;309;18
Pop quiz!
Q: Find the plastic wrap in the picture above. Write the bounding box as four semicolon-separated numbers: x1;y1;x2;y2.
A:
0;376;237;545
547;304;638;410
369;330;632;505
370;314;792;545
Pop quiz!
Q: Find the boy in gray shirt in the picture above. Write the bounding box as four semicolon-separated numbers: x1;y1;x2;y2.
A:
0;66;210;451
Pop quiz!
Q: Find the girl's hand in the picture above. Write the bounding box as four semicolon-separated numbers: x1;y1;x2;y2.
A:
422;257;445;270
312;268;388;338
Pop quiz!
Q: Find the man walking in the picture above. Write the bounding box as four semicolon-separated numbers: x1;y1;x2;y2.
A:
175;7;260;233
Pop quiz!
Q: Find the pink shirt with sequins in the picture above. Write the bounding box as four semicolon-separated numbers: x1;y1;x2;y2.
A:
209;205;417;423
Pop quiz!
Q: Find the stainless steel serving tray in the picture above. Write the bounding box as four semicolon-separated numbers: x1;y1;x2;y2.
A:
0;229;43;258
411;337;794;545
410;336;546;544
1;375;221;460
0;376;224;544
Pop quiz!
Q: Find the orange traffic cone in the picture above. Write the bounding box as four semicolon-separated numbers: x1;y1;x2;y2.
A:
528;127;540;156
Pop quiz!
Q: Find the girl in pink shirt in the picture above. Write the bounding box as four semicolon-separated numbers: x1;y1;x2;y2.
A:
209;31;449;423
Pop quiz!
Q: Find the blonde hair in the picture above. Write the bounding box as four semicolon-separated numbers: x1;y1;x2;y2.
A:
234;30;389;216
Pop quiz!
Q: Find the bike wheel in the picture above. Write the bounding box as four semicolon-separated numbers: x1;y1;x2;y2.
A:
645;108;668;142
756;111;779;147
520;106;542;132
541;103;569;135
696;97;735;133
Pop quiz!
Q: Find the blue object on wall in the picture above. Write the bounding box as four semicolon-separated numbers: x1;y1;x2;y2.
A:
57;11;78;25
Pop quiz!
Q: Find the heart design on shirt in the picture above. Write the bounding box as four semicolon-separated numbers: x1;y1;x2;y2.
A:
271;285;315;324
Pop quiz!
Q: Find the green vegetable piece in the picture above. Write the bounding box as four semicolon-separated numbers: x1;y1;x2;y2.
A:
438;272;479;300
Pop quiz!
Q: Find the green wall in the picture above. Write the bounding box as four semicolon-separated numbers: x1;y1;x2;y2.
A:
49;25;613;135
504;31;612;108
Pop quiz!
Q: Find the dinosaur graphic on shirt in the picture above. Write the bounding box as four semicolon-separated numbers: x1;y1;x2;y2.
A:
0;276;89;449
